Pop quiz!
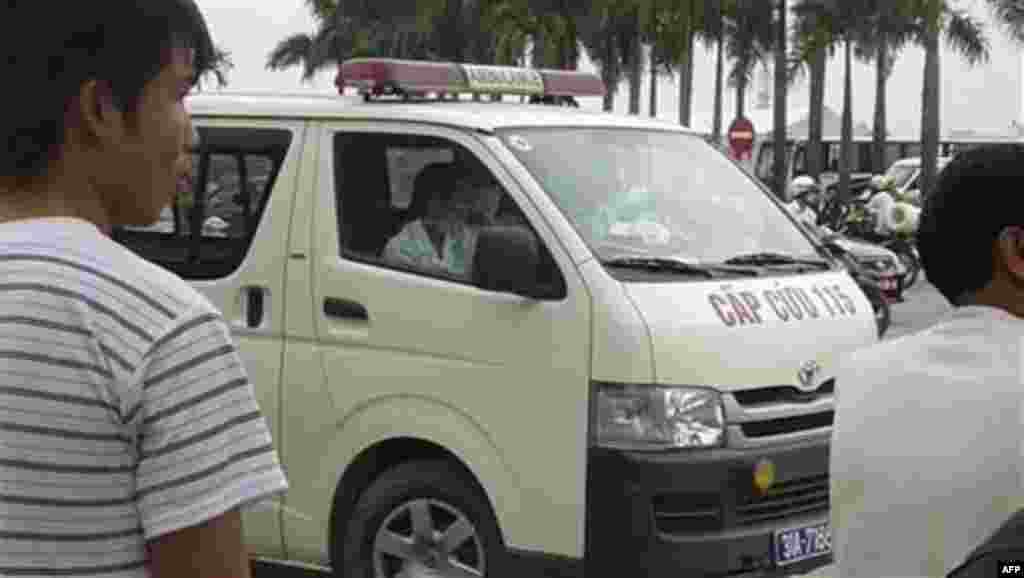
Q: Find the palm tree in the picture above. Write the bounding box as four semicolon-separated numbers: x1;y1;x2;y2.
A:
906;0;988;199
580;4;627;111
642;0;707;122
791;1;837;181
582;0;646;112
678;1;701;126
643;1;667;117
267;1;426;81
772;0;788;198
198;48;234;89
665;0;712;127
986;0;1024;44
853;3;916;174
724;0;775;120
792;0;869;197
839;29;855;197
485;1;534;65
626;6;644;114
266;1;510;82
703;0;731;144
517;0;589;68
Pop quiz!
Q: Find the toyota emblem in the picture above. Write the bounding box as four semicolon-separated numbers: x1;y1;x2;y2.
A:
797;360;821;391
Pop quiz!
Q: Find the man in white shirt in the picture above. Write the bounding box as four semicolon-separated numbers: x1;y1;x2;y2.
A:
0;2;287;577
831;145;1024;577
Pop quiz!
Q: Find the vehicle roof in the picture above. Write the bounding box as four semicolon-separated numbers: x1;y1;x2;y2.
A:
187;91;700;134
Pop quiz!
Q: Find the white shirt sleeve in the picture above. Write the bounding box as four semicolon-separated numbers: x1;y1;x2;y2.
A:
131;303;288;540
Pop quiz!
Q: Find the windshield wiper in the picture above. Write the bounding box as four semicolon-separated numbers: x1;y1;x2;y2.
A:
723;252;832;269
602;256;759;277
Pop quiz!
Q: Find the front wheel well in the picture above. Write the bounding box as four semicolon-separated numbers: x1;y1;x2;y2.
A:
328;437;503;569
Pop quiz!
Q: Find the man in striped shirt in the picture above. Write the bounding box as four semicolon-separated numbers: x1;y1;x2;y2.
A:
0;2;288;577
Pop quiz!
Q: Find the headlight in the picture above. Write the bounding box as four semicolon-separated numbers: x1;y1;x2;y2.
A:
591;383;725;450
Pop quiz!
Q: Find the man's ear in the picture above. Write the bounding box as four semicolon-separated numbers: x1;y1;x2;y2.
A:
75;80;126;146
996;226;1024;282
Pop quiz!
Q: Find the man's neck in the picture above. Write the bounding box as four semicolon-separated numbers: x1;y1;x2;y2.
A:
0;183;110;235
962;288;1024;320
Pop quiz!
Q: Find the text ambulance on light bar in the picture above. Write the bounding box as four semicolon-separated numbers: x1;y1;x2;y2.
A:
335;58;606;101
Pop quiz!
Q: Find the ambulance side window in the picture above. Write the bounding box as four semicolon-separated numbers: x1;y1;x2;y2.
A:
333;131;564;293
112;126;293;280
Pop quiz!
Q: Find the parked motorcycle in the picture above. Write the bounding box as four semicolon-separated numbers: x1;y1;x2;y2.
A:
812;177;922;290
787;177;904;338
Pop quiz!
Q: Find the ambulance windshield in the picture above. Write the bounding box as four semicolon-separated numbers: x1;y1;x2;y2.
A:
497;128;820;264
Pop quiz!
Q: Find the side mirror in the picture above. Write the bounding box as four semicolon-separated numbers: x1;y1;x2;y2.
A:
472;226;543;298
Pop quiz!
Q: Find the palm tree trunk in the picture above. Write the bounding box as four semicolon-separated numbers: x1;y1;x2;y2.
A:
443;0;464;61
563;8;579;69
650;46;658;117
840;39;853;198
736;75;747;119
808;42;826;180
532;30;544;68
920;16;941;201
872;44;889;174
680;27;695;126
772;0;788;198
629;32;642;114
711;37;725;144
602;28;617;111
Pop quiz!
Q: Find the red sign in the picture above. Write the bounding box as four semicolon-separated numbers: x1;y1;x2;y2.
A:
728;117;755;161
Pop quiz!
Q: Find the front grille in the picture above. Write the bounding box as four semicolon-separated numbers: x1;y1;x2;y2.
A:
733;379;834;406
736;474;830;527
651;492;722;535
740;411;834;438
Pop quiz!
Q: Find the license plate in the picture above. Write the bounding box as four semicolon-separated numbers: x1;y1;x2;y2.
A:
773;522;832;566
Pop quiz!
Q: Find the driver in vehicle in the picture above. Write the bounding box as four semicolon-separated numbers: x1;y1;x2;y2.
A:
384;167;500;280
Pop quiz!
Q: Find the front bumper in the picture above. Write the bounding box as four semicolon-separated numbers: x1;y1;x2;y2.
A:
585;438;830;577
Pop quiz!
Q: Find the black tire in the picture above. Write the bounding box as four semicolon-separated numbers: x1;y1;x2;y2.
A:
883;239;920;291
860;284;891;338
336;460;505;578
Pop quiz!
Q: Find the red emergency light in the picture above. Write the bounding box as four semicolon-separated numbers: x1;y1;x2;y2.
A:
336;58;606;101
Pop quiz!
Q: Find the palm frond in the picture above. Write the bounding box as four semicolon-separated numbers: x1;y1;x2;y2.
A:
266;34;316;71
944;8;990;65
985;0;1024;44
304;0;337;22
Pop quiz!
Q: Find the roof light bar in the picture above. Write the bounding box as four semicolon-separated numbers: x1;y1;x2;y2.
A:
336;58;606;100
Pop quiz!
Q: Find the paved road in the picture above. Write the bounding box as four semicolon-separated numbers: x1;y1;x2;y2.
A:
254;280;952;578
885;276;951;340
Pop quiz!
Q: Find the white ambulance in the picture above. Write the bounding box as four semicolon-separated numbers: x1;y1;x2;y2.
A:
115;58;877;577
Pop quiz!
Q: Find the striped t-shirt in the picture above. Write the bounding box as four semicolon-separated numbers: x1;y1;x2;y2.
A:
0;218;288;576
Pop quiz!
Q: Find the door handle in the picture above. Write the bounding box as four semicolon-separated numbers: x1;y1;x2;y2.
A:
324;297;368;321
244;286;266;328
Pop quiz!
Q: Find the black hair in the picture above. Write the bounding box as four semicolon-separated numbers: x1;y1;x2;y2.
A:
2;0;224;187
917;144;1024;305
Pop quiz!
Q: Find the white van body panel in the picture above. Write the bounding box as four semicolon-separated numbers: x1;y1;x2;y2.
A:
622;271;876;389
274;120;594;562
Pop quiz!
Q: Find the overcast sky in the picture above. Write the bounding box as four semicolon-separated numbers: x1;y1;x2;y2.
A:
196;0;1024;135
198;0;338;93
